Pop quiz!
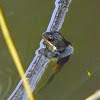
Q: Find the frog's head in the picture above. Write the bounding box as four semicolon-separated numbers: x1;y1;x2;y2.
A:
42;31;69;51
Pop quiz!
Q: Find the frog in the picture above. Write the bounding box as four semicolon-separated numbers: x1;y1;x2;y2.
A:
34;31;74;94
42;31;74;65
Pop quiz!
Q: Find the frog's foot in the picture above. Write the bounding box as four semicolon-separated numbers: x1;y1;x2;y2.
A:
44;50;58;58
57;45;74;65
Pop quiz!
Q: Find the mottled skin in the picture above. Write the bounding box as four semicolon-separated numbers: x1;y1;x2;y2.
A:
42;31;73;65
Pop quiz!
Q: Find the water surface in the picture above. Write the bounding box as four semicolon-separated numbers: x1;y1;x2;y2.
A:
0;0;100;100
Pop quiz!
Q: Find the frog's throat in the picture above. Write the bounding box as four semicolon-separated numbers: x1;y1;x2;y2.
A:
43;36;57;51
46;40;57;51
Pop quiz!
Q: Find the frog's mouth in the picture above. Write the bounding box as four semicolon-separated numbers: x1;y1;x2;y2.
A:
42;36;57;51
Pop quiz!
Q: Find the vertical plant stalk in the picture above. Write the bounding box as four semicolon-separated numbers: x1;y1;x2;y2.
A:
7;0;72;100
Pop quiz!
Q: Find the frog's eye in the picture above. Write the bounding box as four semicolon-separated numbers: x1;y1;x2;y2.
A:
48;35;53;41
48;35;52;39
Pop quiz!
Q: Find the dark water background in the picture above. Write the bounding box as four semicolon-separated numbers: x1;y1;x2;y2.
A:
0;0;100;100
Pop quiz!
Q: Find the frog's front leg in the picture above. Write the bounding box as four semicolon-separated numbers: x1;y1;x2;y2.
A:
44;49;58;58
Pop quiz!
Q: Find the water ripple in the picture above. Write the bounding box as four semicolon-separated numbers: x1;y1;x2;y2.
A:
0;69;13;100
